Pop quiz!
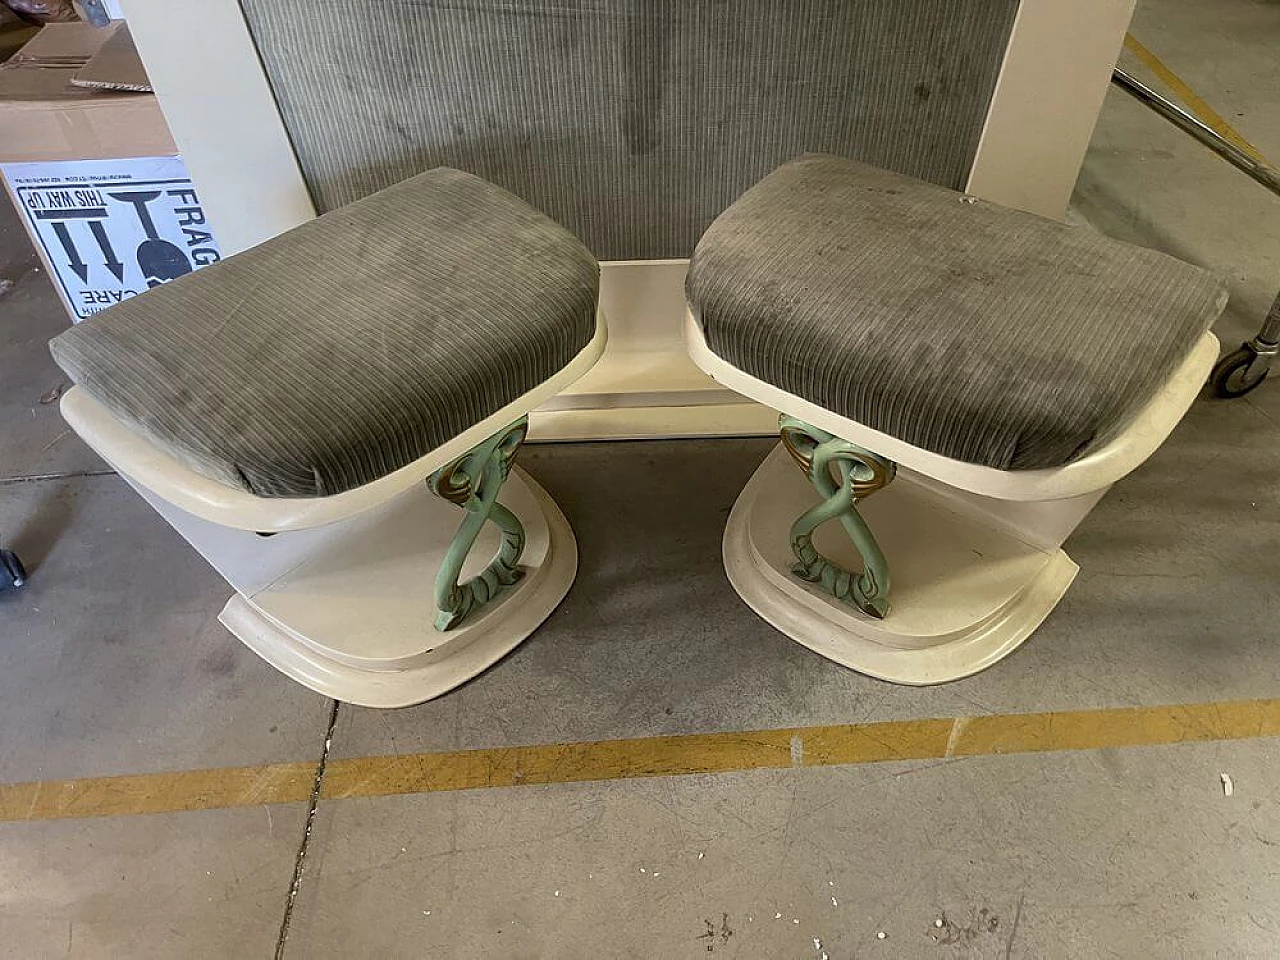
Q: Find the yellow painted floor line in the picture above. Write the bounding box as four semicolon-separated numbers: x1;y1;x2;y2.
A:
4;698;1280;824
0;761;317;824
1123;33;1270;165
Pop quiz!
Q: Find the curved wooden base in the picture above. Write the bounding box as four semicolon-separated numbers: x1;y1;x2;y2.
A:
213;466;575;707
724;445;1079;685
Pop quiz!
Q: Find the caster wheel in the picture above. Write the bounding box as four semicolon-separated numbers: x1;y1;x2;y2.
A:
1209;344;1269;398
0;549;26;590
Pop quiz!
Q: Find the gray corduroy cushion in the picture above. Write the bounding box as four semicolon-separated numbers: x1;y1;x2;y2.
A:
50;167;599;498
686;155;1227;470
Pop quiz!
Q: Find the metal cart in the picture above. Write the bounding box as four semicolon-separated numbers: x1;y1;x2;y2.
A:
1112;67;1280;398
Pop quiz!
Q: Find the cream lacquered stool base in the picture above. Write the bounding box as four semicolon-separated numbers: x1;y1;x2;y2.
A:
211;467;573;708
59;315;606;707
724;444;1078;685
689;312;1220;685
107;464;574;708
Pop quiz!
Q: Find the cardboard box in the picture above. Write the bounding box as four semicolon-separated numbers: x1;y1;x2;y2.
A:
0;22;221;322
70;24;151;92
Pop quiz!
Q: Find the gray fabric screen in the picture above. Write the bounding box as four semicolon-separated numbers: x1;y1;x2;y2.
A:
239;0;1020;260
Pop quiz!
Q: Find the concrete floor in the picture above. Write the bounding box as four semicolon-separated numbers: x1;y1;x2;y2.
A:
2;1;1280;956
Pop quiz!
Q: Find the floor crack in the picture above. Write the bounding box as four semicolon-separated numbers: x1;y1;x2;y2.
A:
275;699;339;960
0;469;117;485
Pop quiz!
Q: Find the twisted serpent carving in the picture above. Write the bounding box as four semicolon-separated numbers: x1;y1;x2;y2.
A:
780;416;895;619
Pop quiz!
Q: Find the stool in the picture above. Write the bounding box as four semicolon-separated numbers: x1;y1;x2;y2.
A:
685;155;1226;684
50;168;605;707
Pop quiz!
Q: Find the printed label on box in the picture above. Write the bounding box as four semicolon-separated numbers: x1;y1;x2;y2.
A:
2;157;221;322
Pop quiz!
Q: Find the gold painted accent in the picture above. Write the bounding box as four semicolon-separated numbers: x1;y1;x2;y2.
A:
1123;33;1270;166
779;422;892;499
431;422;529;505
429;460;473;505
4;700;1280;823
780;424;816;473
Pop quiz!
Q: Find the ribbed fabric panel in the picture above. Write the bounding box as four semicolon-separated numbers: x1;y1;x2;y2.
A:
238;0;1018;260
50;168;600;498
686;155;1228;470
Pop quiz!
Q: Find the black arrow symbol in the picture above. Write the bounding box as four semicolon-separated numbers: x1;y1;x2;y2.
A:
88;220;125;282
51;222;89;282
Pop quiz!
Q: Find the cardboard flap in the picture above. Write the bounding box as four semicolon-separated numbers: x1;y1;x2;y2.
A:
71;24;151;92
12;20;115;65
0;22;124;102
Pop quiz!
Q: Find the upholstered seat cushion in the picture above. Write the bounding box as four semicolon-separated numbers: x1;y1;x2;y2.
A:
50;167;599;497
686;155;1227;470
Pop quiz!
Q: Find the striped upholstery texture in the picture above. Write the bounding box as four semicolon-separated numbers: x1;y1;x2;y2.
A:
239;0;1018;260
686;155;1228;470
50;168;599;498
